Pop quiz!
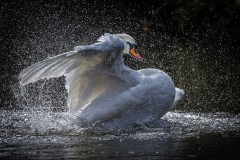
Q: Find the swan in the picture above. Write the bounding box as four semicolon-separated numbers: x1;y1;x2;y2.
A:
19;33;184;129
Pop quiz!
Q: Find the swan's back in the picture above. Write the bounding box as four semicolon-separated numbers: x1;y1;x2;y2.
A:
89;68;176;129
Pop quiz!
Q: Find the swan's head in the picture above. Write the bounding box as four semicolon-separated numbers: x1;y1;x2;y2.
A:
117;34;143;61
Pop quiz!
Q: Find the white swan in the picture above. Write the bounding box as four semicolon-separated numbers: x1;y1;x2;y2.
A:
19;33;184;129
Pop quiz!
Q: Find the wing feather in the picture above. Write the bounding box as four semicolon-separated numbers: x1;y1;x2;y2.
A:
19;33;125;112
19;51;78;85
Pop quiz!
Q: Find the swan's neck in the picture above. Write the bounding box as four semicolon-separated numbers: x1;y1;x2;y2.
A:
113;62;143;85
114;52;124;65
122;42;128;54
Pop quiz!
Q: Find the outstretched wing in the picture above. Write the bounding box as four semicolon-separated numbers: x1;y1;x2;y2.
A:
19;33;124;85
19;50;81;85
19;33;125;112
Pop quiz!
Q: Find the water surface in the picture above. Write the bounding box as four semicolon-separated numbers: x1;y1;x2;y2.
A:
1;109;239;159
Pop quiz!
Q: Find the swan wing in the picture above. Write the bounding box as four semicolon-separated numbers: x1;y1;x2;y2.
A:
19;33;125;112
19;33;124;85
19;50;81;85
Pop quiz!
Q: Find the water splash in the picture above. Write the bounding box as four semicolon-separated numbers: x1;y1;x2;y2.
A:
1;108;239;145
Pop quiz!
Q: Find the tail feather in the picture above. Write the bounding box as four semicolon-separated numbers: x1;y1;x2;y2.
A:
171;87;184;109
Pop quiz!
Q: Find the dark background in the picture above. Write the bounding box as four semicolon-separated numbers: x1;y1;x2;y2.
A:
1;0;240;112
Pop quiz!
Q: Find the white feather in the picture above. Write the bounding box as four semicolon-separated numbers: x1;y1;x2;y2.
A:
19;33;184;129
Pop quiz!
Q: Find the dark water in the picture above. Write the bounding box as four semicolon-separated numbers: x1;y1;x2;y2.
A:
1;109;240;159
1;1;240;159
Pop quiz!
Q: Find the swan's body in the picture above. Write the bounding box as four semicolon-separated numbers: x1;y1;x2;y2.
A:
19;33;184;129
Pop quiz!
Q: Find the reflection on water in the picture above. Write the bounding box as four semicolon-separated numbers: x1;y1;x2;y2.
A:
1;109;239;159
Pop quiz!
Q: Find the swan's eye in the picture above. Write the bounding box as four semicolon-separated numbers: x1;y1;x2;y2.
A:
127;42;137;49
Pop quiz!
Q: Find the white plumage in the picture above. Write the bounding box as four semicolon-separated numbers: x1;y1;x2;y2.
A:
19;33;184;129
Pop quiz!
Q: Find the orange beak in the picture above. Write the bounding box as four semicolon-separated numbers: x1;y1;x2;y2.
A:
129;47;143;61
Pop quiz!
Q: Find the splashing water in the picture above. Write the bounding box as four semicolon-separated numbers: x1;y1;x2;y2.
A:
1;107;240;159
1;1;240;159
1;108;239;142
